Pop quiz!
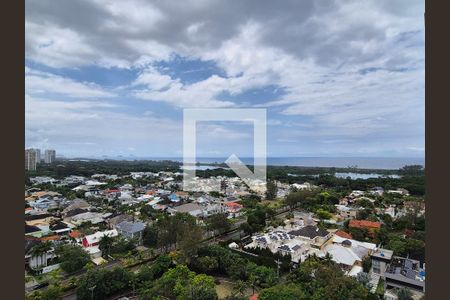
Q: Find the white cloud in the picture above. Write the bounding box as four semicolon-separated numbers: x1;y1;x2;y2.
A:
25;94;182;157
25;68;115;98
25;0;425;156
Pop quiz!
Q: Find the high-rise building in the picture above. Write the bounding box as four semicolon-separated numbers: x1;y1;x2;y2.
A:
35;149;41;163
25;149;38;171
44;149;56;164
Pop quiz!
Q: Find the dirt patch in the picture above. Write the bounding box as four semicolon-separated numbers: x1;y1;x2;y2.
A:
214;277;254;299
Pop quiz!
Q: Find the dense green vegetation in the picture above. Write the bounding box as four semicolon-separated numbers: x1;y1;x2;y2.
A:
265;180;278;200
205;212;232;235
240;204;276;234
26;160;425;196
138;265;217;300
191;245;278;290
27;248;377;300
276;255;373;300
141;212;204;263
26;159;182;180
77;267;133;300
26;285;63;300
98;235;137;258
75;254;219;300
55;244;91;274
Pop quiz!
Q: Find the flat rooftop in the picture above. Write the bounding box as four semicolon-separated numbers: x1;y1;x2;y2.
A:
371;248;394;260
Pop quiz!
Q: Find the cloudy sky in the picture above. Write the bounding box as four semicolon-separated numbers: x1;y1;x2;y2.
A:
25;0;424;158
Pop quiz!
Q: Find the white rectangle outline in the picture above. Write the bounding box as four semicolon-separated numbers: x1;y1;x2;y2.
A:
183;108;267;192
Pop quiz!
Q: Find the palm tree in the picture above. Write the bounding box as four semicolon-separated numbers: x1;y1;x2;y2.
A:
323;252;334;266
30;241;52;257
29;241;52;270
247;275;260;295
233;280;247;296
99;235;115;258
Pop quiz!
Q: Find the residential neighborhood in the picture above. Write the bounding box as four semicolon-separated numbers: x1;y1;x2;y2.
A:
24;160;425;300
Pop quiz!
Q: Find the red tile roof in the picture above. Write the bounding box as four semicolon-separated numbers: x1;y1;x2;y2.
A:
349;219;381;229
41;235;60;241
335;230;353;239
69;230;82;238
249;294;258;300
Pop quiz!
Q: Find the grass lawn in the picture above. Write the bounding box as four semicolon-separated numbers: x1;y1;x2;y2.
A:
261;198;283;208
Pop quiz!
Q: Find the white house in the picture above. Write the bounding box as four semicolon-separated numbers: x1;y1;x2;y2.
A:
82;229;118;248
168;203;204;218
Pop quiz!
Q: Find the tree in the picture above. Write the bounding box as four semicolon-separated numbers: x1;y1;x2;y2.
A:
404;238;426;261
247;263;278;289
112;236;137;254
30;241;52;257
142;224;158;248
322;252;334;266
265;180;278;200
153;265;195;298
98;235;115;258
315;208;332;220
187;273;218;300
381;213;393;228
29;241;53;271
285;192;301;210
77;267;132;300
398;165;424;177
356;208;372;220
177;222;204;264
151;254;173;278
232;280;248;297
156;213;204;261
356;272;372;290
55;244;90;273
206;213;231;235
348;227;368;241
388;237;407;254
47;268;62;286
286;256;369;300
259;284;307;300
245;205;274;234
193;256;219;274
27;285;62;300
395;287;413;300
137;255;173;283
44;285;63;299
139;265;218;300
239;194;261;209
362;256;372;273
156;216;177;252
140;205;158;220
285;190;313;210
